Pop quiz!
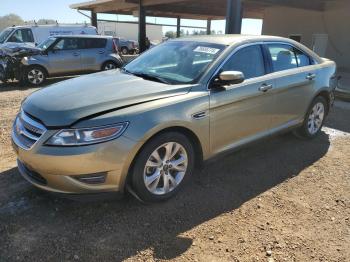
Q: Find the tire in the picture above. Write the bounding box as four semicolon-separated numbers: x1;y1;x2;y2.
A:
25;66;46;86
121;47;129;55
294;96;328;139
0;65;5;82
131;132;195;202
102;61;118;71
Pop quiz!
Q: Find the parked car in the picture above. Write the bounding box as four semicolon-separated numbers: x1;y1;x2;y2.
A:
0;43;42;84
113;37;138;54
12;35;336;202
0;24;97;47
21;35;123;85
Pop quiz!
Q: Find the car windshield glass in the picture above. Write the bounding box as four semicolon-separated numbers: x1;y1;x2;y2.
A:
37;37;57;49
0;28;14;43
123;41;226;84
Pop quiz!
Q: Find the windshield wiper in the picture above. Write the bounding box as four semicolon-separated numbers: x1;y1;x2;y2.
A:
121;68;171;84
132;72;171;84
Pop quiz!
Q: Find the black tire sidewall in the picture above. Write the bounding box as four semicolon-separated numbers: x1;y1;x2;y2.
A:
25;66;46;86
131;132;195;202
299;96;328;139
121;47;128;55
102;61;117;71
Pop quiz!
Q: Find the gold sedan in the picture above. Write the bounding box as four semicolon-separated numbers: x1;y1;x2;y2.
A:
12;35;336;202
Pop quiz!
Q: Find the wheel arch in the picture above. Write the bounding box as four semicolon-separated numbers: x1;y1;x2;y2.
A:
124;126;204;190
314;89;331;114
26;64;49;77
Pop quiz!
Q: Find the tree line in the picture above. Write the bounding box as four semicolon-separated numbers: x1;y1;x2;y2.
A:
0;13;57;31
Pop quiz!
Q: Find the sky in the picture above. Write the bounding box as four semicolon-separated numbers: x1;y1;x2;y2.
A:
0;0;263;35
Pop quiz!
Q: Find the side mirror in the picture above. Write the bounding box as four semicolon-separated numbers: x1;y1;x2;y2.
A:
220;71;245;85
212;71;245;88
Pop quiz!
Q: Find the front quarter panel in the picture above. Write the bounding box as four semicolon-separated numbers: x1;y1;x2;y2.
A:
74;88;210;188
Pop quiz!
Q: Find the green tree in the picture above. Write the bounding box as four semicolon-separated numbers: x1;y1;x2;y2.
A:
165;31;176;39
0;14;24;30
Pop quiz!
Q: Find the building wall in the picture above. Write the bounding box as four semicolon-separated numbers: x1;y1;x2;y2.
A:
97;21;163;42
262;2;350;72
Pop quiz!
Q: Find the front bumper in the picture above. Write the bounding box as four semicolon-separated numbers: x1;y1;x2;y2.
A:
12;133;138;194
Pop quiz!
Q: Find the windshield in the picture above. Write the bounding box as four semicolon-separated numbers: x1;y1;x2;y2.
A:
37;37;57;49
0;28;14;44
124;41;226;84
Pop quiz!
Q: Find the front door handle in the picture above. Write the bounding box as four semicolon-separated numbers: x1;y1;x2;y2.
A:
306;73;316;80
98;50;105;54
73;52;80;56
259;84;273;92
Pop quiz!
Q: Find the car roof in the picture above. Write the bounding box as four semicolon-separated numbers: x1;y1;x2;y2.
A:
172;34;294;46
49;35;112;39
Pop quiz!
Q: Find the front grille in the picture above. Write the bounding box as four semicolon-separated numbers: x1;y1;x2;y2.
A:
12;111;46;150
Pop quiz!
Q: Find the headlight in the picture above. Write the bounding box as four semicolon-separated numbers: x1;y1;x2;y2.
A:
45;123;129;146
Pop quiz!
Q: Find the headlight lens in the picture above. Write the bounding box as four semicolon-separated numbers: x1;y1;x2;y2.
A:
45;123;128;146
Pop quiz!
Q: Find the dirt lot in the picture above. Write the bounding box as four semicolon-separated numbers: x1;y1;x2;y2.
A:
0;80;349;262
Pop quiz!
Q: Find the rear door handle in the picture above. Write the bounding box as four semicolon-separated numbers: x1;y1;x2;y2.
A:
98;50;105;54
73;52;80;56
259;84;273;92
306;73;316;80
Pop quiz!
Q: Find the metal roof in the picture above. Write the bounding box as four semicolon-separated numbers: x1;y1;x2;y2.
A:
70;0;337;20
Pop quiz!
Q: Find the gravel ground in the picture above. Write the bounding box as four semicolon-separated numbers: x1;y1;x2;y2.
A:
0;80;349;262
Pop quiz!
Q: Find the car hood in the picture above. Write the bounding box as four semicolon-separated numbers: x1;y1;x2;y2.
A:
22;70;191;127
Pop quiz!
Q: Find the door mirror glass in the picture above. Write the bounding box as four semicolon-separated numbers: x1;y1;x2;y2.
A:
213;71;245;87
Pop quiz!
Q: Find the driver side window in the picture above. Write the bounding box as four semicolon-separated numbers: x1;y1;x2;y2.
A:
222;45;266;80
9;29;34;43
53;38;79;51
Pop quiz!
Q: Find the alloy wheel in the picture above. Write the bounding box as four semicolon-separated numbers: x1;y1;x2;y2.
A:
143;142;188;195
27;69;44;85
307;102;325;135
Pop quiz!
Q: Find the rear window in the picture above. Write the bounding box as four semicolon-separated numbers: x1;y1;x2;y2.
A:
83;38;107;49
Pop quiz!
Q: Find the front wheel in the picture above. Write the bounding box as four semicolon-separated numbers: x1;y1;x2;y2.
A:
294;96;328;139
102;61;118;71
131;132;195;202
25;66;46;86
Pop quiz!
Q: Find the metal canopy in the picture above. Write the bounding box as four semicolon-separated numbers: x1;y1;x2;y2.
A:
70;0;333;20
70;0;336;53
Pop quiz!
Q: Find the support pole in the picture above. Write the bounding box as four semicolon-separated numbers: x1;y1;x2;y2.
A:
138;0;147;53
176;16;181;38
91;11;98;29
207;19;211;35
225;0;242;34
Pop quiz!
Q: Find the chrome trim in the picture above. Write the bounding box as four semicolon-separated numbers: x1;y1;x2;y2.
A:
192;111;208;120
206;40;319;91
12;110;47;150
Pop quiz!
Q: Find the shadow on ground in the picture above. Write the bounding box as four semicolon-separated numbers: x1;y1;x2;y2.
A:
324;100;350;133
0;131;331;261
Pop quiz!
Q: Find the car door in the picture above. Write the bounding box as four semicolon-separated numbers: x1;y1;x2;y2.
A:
209;44;275;154
47;37;82;74
80;38;108;71
264;43;317;128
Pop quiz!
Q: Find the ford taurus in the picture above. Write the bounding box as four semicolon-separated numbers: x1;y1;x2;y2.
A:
12;35;337;202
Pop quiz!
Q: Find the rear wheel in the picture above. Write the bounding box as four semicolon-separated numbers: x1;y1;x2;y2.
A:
121;47;129;55
26;66;46;86
131;132;195;202
294;96;327;139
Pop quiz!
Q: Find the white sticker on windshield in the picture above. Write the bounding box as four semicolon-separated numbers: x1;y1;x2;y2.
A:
194;46;220;55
